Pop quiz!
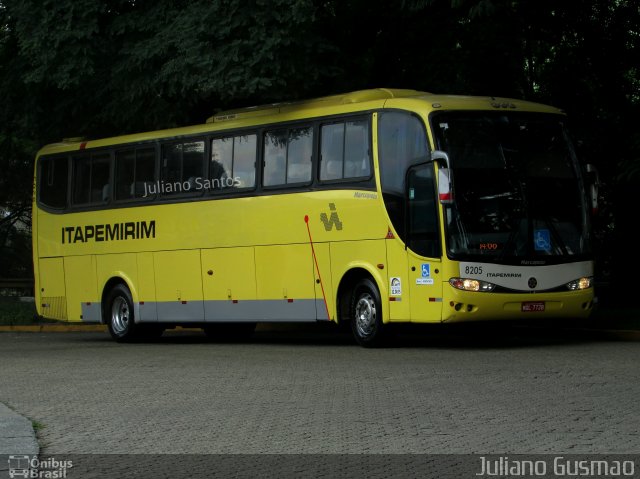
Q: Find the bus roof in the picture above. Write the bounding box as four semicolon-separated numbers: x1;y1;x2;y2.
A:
207;88;562;123
205;88;426;123
37;88;564;156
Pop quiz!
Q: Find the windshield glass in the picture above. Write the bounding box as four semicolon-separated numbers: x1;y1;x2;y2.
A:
432;111;591;264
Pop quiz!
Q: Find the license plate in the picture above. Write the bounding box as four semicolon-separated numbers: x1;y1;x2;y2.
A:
522;301;545;312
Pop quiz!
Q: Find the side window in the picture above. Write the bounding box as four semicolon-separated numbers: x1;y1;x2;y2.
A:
233;134;257;188
287;127;313;183
161;140;205;195
115;147;156;200
72;156;90;204
407;163;440;257
39;157;68;209
263;126;312;187
319;119;370;181
378;112;429;241
319;124;342;181
72;152;111;205
211;133;256;191
263;130;287;186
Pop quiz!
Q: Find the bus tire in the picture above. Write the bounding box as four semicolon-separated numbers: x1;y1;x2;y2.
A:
105;283;138;342
350;278;386;348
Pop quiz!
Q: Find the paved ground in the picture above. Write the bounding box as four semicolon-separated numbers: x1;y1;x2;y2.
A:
0;324;638;458
0;403;39;454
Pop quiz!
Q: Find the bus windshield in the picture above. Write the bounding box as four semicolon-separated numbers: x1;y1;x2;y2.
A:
432;111;591;264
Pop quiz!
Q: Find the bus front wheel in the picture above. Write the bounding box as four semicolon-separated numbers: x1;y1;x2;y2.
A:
105;284;138;342
350;278;386;348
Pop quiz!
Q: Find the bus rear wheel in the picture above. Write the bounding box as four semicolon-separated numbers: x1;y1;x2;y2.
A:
105;284;138;342
350;278;387;348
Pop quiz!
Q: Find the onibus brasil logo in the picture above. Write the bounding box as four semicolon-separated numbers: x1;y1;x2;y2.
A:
8;455;73;478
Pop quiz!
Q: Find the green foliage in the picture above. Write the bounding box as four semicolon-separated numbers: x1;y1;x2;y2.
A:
0;216;32;278
10;0;106;89
0;0;638;285
2;0;331;136
0;298;36;325
101;0;329;131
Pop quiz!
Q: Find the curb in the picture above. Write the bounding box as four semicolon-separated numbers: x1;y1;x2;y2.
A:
0;324;107;333
0;403;39;457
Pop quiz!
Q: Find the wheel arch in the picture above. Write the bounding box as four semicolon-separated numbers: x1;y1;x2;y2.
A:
100;274;139;325
336;265;389;325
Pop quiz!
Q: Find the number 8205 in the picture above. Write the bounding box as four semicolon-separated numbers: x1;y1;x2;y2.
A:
464;266;483;275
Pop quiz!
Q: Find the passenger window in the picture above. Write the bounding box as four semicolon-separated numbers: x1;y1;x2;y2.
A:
211;137;233;189
319;124;343;181
211;133;256;190
72;156;91;204
161;140;205;195
136;149;156;194
286;127;312;184
319;119;370;181
115;150;135;199
263;127;313;187
39;157;68;209
264;130;287;186
345;121;371;177
115;147;156;200
233;135;257;188
72;152;111;205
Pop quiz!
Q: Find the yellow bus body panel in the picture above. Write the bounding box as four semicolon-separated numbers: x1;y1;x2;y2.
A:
35;189;391;322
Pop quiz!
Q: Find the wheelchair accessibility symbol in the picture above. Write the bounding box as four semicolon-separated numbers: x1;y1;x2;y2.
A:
534;229;551;251
421;264;430;278
416;263;434;285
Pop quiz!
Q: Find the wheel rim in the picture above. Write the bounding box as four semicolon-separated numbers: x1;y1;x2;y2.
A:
111;296;130;335
355;293;377;338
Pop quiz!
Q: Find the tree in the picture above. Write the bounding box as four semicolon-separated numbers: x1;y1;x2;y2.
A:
0;0;334;280
0;0;638;291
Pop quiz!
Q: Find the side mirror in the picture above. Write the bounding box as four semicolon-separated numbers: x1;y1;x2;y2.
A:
431;150;450;168
585;164;599;214
431;150;453;204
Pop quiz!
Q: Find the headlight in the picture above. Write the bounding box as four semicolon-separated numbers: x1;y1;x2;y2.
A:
449;278;496;292
566;276;592;291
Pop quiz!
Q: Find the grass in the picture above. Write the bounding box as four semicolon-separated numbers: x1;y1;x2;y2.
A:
31;420;45;432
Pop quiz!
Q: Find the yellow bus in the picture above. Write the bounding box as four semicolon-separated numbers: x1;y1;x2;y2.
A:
32;88;596;346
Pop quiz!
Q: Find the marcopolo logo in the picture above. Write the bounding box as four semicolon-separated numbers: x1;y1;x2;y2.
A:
8;455;73;478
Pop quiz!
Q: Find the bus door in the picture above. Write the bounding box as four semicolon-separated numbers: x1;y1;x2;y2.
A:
406;162;443;322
